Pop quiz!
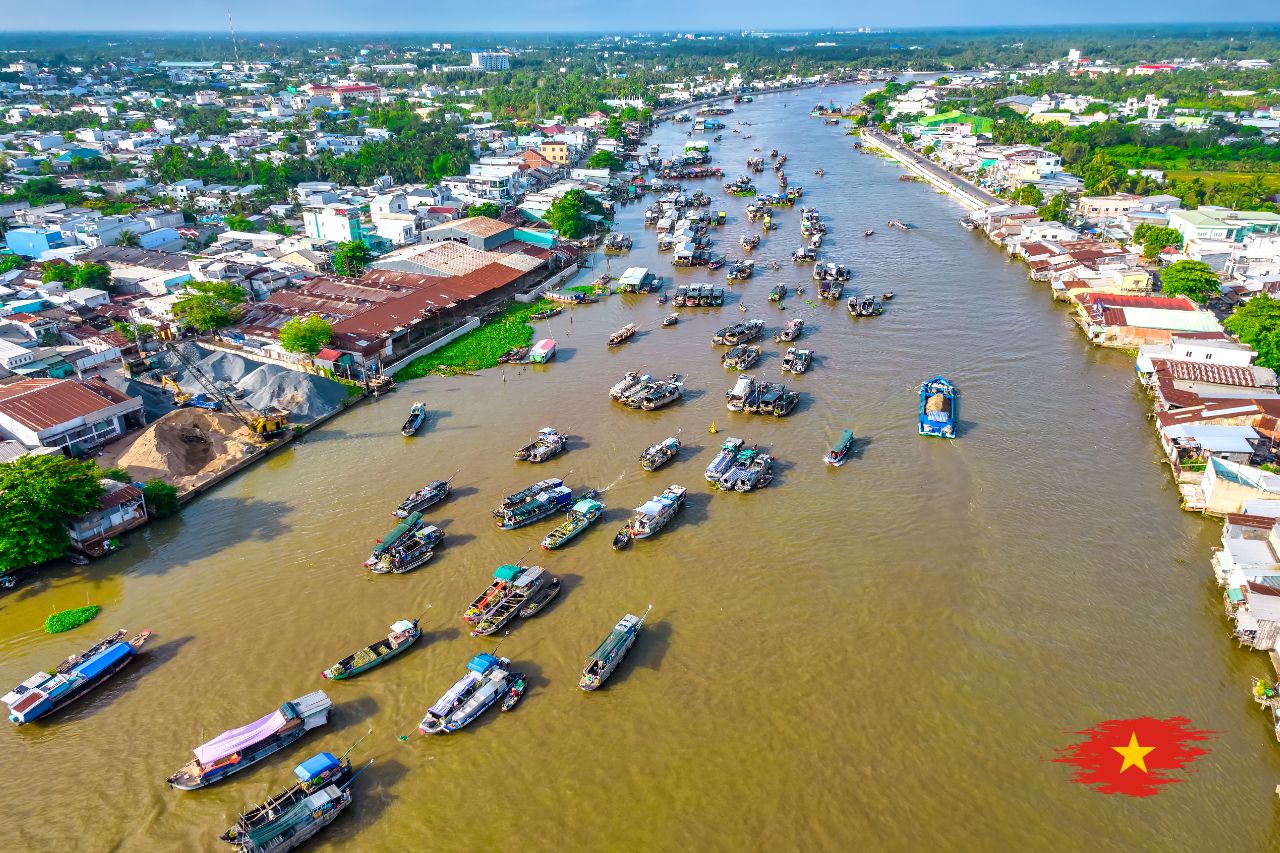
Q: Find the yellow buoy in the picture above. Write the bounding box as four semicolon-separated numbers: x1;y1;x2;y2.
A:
709;421;718;434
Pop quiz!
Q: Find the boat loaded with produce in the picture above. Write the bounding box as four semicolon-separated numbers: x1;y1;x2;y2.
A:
4;628;152;725
919;376;958;439
465;564;561;636
365;512;443;574
321;619;422;680
541;496;607;549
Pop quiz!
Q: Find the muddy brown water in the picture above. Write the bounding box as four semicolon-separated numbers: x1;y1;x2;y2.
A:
2;85;1277;852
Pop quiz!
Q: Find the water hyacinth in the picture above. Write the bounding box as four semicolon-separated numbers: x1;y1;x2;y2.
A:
44;605;101;634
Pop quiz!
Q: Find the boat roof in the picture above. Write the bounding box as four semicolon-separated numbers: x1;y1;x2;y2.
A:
838;429;854;443
68;641;132;682
494;563;522;581
573;498;604;513
390;619;415;633
294;751;340;782
537;427;558;436
373;512;422;555
467;653;501;675
513;566;545;588
195;708;288;765
430;672;480;716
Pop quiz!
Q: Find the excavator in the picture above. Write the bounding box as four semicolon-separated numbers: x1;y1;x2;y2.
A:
159;346;290;438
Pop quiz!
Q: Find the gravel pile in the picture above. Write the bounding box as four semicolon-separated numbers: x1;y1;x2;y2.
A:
172;344;349;425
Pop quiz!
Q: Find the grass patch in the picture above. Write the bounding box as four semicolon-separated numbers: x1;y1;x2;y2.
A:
1163;170;1280;189
45;605;100;634
393;299;555;379
567;284;596;294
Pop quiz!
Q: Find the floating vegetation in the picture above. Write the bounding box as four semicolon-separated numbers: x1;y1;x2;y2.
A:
394;300;557;380
45;605;101;634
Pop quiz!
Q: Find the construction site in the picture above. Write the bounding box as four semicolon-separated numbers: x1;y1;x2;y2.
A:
98;343;358;496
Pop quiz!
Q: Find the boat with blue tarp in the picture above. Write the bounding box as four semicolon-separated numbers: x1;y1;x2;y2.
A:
494;484;576;529
218;741;362;845
418;653;514;734
919;376;957;439
579;606;653;691
4;628;152;725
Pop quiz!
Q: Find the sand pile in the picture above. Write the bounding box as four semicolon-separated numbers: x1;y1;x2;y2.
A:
99;408;263;493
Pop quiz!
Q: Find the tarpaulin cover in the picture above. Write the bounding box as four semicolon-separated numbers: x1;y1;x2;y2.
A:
294;752;340;783
429;673;480;716
68;642;132;683
194;709;287;765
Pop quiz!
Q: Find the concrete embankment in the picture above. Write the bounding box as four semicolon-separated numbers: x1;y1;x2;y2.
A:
860;130;998;211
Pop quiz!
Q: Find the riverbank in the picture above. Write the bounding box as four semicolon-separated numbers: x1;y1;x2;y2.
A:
859;129;999;210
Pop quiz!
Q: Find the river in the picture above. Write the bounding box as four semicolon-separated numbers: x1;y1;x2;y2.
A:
2;83;1277;852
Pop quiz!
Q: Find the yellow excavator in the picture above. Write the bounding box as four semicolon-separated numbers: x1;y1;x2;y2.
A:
159;349;291;438
158;374;192;405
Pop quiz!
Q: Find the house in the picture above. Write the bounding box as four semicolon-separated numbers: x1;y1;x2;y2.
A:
539;140;571;166
1212;515;1280;587
421;216;516;251
0;377;144;451
66;479;149;557
1199;457;1280;517
1169;208;1280;246
5;227;66;258
1076;194;1145;224
303;205;362;244
1073;292;1223;347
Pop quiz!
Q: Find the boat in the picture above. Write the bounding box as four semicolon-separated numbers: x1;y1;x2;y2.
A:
609;372;649;401
769;284;787;303
726;260;755;282
218;749;357;847
639;434;681;471
769;148;778;158
541;496;606;549
662;313;680;327
468;564;560;636
603;233;632;254
321;619;421;680
818;280;843;300
418;653;513;734
392;475;454;518
959;216;977;231
365;512;442;574
513;427;567;463
722;344;761;371
635;376;685;410
739;234;760;250
497;477;564;511
919;376;958;439
773;318;804;342
864;229;874;237
167;691;333;790
400;402;427;437
608;323;638;347
744;382;800;417
725;375;756;412
825;429;855;467
882;291;895;300
781;347;813;374
497;346;530;364
224;776;357;853
500;673;528;712
705;437;746;482
848;295;883;317
612;486;686;549
579;606;653;690
529;306;563;321
715;445;774;492
888;219;910;230
656;294;668;305
835;265;851;282
494;485;575;529
4;628;152;725
792;247;816;263
722;318;764;346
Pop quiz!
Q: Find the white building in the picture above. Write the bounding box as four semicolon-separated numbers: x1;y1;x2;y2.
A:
470;51;511;72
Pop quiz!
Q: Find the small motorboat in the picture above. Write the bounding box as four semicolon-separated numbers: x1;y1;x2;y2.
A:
401;403;427;437
529;306;563;321
882;291;895;300
500;673;527;712
662;313;679;327
826;429;855;467
656;294;668;305
864;230;874;237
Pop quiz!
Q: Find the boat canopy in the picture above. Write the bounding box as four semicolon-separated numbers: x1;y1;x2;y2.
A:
294;751;340;783
429;672;480;716
372;512;422;556
590;627;630;661
194;708;288;765
68;641;132;682
390;619;415;634
467;653;501;675
513;567;544;588
837;429;854;446
618;267;648;286
572;498;603;514
494;564;522;581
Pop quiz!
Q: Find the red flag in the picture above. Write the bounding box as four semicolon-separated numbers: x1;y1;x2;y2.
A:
1052;716;1214;797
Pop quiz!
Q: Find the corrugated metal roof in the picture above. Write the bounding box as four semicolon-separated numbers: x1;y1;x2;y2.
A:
0;378;136;431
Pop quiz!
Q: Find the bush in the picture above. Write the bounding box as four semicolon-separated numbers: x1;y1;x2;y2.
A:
45;605;100;634
142;479;180;519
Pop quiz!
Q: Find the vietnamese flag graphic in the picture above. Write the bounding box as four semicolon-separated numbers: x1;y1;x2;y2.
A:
1052;717;1214;797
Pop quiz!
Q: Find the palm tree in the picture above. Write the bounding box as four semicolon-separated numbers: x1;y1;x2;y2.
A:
113;230;142;249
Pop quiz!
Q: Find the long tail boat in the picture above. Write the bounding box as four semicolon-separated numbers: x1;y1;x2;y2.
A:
225;761;372;852
418;654;513;735
541;497;606;550
321;619;422;680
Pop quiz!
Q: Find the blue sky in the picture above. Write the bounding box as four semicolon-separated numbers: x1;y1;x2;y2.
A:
5;0;1279;31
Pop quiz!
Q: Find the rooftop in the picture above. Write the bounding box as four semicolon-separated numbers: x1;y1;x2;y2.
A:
0;378;134;431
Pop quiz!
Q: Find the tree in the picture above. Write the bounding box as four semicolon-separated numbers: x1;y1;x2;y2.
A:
41;260;71;283
173;281;246;332
278;315;333;355
223;213;256;232
587;150;624;172
73;262;111;291
113;230;142;248
0;455;105;573
1160;260;1220;303
0;254;24;275
545;189;604;239
1132;224;1183;260
141;479;180;519
467;202;503;218
1037;191;1071;224
332;241;374;278
1011;184;1044;206
100;467;132;483
1225;296;1280;371
112;320;154;341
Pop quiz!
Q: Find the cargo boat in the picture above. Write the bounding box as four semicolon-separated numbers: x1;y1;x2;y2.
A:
401;403;427;437
781;347;813;374
392;475;454;518
579;606;653;691
715;445;774;492
218;748;356;845
466;564;560;636
541;497;606;549
919;376;957;439
321;619;421;680
494;485;575;529
639;434;681;471
4;628;152;725
365;512;442;574
513;427;566;463
167;691;332;790
722;344;761;370
497;477;564;511
418;653;513;734
826;429;855;466
226;780;355;853
773;318;804;342
612;485;687;549
705;437;745;482
608;323;638;347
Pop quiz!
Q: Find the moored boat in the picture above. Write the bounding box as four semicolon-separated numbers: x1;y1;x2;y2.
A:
218;748;357;847
529;305;563;321
321;619;421;680
418;653;513;734
608;323;638;347
612;485;686;549
639;434;681;471
541;496;606;549
497;477;564;511
725;375;755;412
722;318;764;346
919;376;958;439
722;344;761;371
781;347;813;374
705;437;745;482
400;402;427;437
392;474;454;518
167;691;333;790
609;372;649;401
773;318;804;342
500;673;528;712
579;606;653;690
715;445;774;492
662;312;680;327
825;429;856;466
4;628;152;725
494;485;575;529
225;777;357;853
365;512;442;574
467;564;560;636
513;427;567;463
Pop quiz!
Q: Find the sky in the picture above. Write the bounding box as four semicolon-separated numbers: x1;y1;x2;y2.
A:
4;0;1279;32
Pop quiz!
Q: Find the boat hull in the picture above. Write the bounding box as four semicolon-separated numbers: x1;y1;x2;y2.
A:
169;728;309;791
322;632;419;680
8;649;141;726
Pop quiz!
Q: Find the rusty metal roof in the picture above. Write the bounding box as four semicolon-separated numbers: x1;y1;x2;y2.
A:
0;378;135;431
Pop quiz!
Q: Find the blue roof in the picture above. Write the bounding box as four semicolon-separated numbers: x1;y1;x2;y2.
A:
69;642;132;682
467;653;500;674
56;147;103;163
294;752;340;782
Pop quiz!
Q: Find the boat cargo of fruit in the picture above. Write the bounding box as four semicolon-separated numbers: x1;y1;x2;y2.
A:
418;653;514;734
612;485;686;549
4;628;152;725
579;606;653;691
167;691;332;790
919;376;957;439
465;564;562;636
322;619;422;680
365;512;442;574
541;497;606;550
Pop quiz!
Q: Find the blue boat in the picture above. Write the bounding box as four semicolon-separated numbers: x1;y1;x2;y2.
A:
494;484;575;530
417;653;514;734
4;628;152;725
918;376;957;439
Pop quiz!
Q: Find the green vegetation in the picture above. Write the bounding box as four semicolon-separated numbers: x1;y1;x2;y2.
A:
278;315;333;355
1133;224;1183;259
100;467;132;483
332;241;374;278
0;455;105;574
393;299;555;379
1038;191;1071;223
44;605;101;635
173;281;246;332
113;230;142;248
1225;297;1280;371
1010;184;1043;206
0;254;25;275
142;479;180;519
1159;260;1220;303
545;189;606;239
467;202;503;218
587;150;625;172
112;320;154;341
222;213;256;232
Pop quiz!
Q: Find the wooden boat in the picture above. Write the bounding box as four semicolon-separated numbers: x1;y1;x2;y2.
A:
826;429;855;467
639;434;681;471
167;692;332;790
769;284;787;303
705;437;745;482
500;673;528;712
470;565;559;636
722;344;761;371
494;485;575;530
513;427;566;463
529;306;563;321
518;577;562;617
418;653;513;734
609;372;649;401
321;619;421;680
366;513;442;574
781;347;813;374
608;323;637;347
579;606;652;690
497;477;563;512
773;318;804;342
882;291;895;300
497;346;530;364
541;497;606;550
716;446;774;492
865;229;874;237
400;402;427;437
662;312;679;327
721;318;764;346
392;474;454;518
4;628;152;725
226;778;356;852
919;376;957;439
739;234;760;250
612;485;686;549
218;748;357;846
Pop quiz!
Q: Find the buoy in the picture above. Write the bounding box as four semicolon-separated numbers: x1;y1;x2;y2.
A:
709;421;718;434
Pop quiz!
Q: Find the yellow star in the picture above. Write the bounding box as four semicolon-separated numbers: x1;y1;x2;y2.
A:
1112;732;1156;774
